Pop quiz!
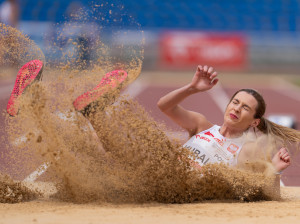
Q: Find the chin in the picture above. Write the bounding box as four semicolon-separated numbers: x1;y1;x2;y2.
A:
225;116;237;124
224;119;240;129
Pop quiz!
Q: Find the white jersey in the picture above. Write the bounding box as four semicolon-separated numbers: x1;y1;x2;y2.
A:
183;125;246;167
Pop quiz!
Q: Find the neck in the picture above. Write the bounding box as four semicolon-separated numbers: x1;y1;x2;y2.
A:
219;124;244;138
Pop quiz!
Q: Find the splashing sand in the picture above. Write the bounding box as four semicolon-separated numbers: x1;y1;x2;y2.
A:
0;3;283;204
0;173;37;203
5;81;279;203
0;23;45;78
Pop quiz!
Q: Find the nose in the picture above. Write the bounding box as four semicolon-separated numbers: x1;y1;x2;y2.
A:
234;104;241;113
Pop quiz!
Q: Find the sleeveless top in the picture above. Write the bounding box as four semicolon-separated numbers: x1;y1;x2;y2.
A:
183;125;246;167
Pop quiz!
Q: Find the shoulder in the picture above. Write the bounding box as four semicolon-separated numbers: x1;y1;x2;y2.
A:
188;113;214;136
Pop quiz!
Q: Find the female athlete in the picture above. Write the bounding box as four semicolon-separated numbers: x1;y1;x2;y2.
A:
157;65;300;189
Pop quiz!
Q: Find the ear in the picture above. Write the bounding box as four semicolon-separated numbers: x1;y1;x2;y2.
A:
250;118;260;128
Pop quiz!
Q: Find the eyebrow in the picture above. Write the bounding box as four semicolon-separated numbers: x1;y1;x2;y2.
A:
233;98;252;110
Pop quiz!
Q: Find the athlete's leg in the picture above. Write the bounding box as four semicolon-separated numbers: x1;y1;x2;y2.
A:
11;65;127;182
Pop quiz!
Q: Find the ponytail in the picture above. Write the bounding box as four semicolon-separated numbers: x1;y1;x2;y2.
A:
257;117;300;145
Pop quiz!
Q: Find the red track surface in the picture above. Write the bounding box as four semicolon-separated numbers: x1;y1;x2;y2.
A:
0;77;299;185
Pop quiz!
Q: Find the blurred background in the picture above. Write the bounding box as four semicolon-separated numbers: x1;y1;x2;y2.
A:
1;0;300;73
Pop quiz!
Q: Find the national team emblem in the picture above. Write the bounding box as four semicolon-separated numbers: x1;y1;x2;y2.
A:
227;143;239;154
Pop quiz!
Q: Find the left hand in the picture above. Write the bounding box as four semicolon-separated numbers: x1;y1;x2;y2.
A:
272;147;291;173
190;65;219;92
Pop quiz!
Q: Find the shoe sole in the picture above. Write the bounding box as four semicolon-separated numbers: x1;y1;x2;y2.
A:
73;70;128;114
7;60;44;116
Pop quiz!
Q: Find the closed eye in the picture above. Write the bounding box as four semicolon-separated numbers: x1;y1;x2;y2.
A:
243;105;250;111
232;99;239;104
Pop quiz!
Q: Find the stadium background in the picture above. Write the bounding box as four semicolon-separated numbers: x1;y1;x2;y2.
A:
0;0;300;186
2;0;300;72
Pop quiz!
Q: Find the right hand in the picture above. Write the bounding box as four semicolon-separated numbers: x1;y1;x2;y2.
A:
272;147;291;173
190;65;219;92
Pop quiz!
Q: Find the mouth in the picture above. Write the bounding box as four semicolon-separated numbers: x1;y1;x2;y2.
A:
229;113;238;120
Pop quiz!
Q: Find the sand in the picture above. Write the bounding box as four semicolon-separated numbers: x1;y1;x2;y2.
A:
0;185;299;224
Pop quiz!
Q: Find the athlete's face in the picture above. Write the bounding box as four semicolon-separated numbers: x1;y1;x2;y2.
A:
224;91;260;131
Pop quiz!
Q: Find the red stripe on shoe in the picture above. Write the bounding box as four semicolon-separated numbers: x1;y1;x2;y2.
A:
73;70;128;112
7;60;44;116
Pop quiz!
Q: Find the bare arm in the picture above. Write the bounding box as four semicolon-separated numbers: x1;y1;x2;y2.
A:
271;147;291;197
157;65;219;136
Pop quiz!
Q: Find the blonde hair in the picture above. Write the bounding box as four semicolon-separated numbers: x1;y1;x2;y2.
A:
257;117;300;145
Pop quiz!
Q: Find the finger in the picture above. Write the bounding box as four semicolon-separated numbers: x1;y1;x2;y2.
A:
211;78;219;86
282;154;290;160
280;155;289;161
281;154;290;163
203;65;208;73
210;71;218;80
280;147;288;153
208;66;214;75
283;157;291;164
280;151;288;157
278;148;288;157
280;152;288;159
197;65;202;72
277;151;282;158
195;66;202;78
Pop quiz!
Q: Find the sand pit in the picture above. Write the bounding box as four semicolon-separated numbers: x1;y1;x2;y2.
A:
0;185;299;224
